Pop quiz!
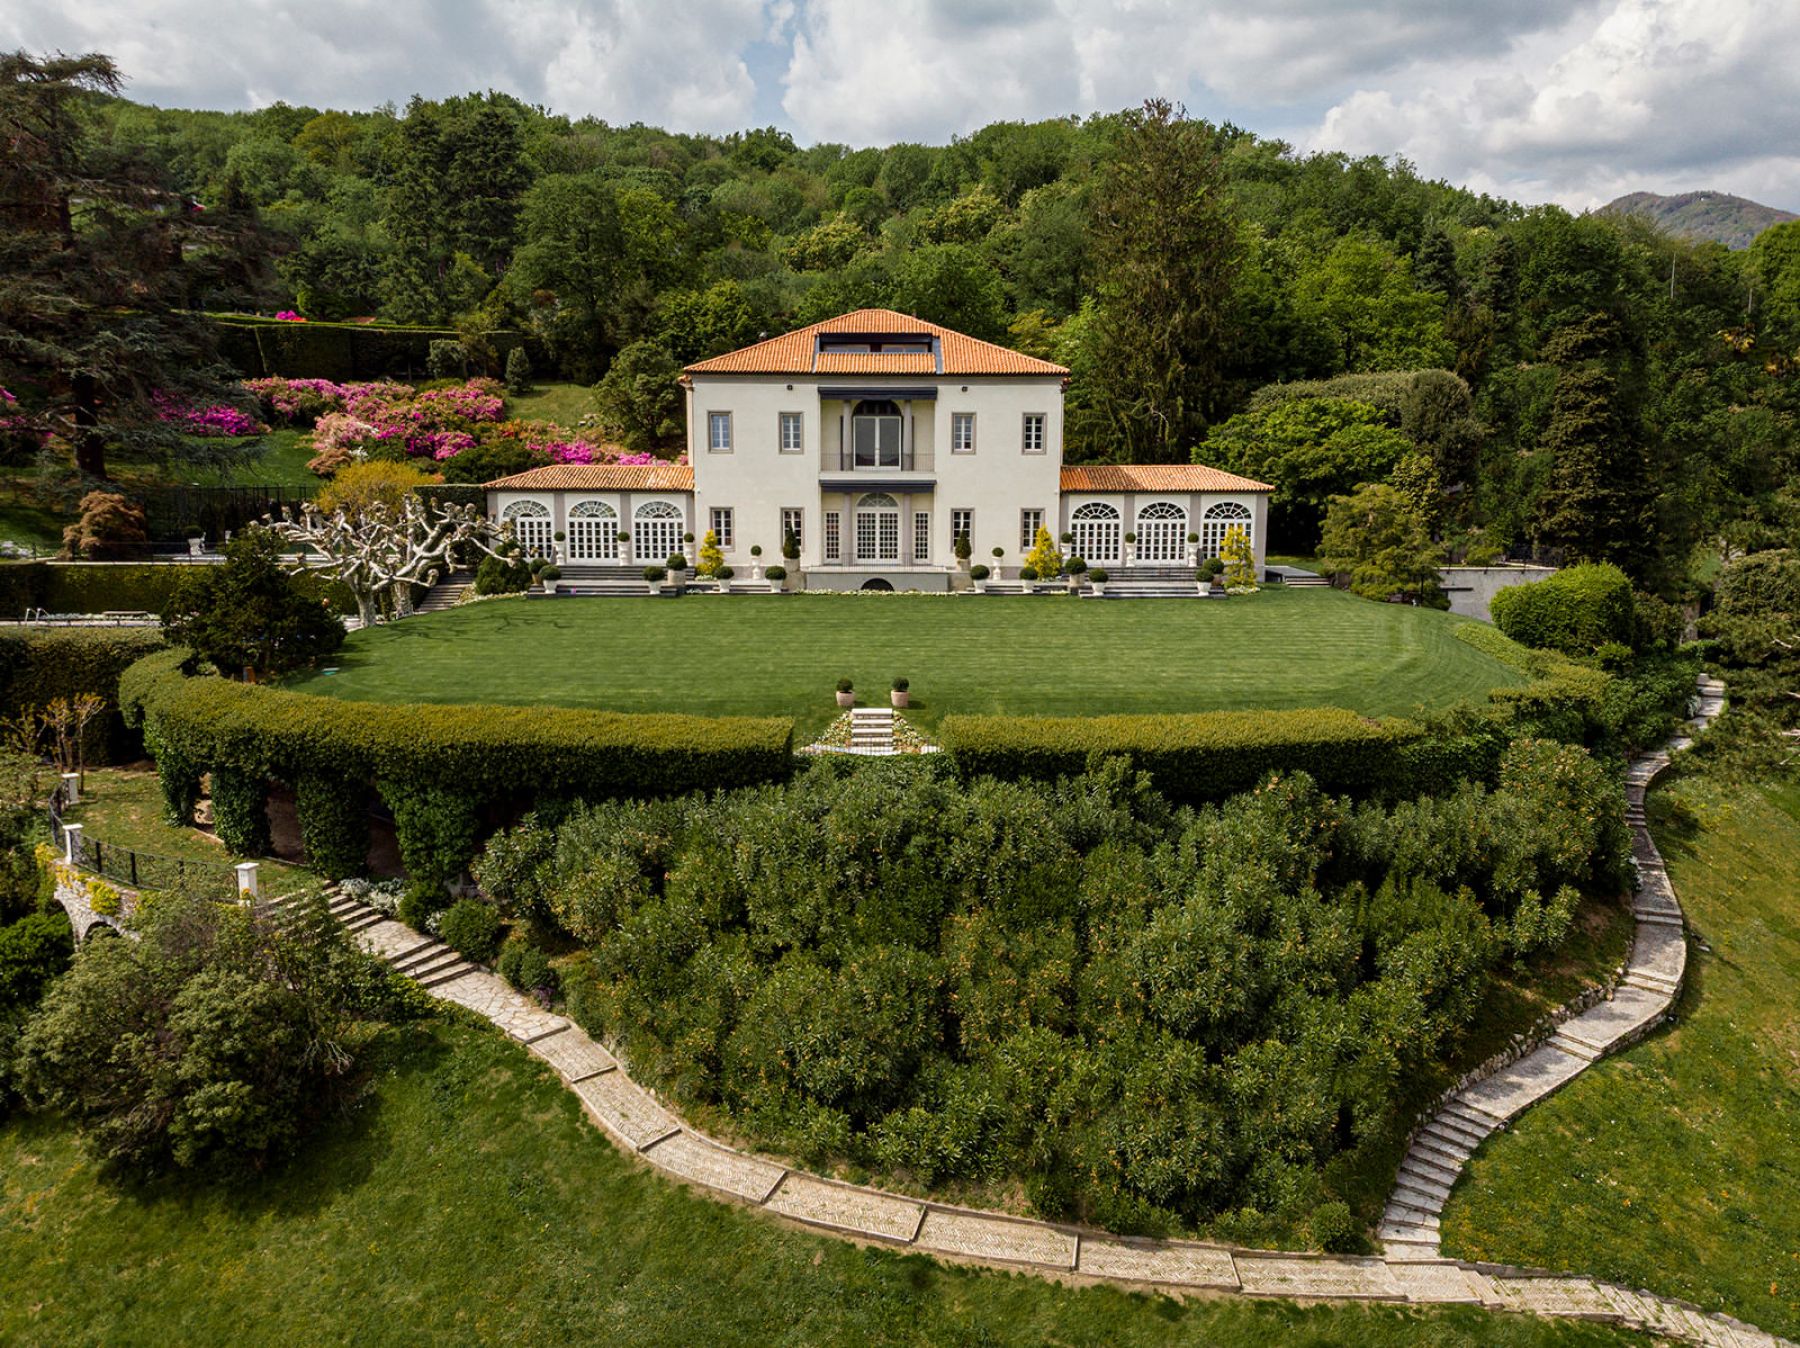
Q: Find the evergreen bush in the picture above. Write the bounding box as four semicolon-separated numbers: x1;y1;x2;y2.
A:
1489;563;1635;654
209;766;271;857
294;773;370;880
439;898;503;962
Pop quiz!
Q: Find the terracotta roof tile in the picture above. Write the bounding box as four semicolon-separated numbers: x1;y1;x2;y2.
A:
685;309;1067;377
484;464;695;492
1060;464;1274;493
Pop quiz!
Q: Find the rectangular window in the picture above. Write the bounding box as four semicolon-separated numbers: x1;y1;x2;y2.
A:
1020;508;1044;552
950;508;974;548
914;511;930;562
708;411;733;453
779;411;803;453
823;511;841;562
1021;412;1046;454
709;507;734;549
951;412;976;454
853;412;902;469
780;507;804;553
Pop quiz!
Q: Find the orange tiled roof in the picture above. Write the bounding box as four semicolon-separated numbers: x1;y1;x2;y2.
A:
1060;464;1274;493
483;464;695;491
684;309;1068;377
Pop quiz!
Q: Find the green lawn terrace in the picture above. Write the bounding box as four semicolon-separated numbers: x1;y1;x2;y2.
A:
285;586;1526;736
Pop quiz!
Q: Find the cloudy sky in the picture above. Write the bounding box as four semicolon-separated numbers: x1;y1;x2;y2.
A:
5;0;1795;210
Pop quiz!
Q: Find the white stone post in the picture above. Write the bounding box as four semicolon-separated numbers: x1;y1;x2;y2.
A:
63;822;83;865
60;771;80;806
235;861;260;902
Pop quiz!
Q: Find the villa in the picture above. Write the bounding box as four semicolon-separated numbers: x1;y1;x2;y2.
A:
484;309;1272;590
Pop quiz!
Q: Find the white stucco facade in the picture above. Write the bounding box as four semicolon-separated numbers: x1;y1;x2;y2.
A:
485;310;1272;589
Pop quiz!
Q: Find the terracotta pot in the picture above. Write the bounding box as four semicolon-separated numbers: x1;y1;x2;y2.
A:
890;691;910;708
836;691;855;708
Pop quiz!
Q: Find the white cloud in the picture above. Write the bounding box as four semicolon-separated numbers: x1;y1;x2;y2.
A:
3;0;1797;209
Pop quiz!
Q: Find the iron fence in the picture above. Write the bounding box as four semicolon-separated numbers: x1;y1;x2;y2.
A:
47;783;241;903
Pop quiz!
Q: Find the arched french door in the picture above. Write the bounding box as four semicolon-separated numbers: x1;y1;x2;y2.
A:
502;500;552;557
567;499;618;561
854;492;900;562
1070;502;1121;564
634;501;684;564
1200;501;1253;560
1135;501;1187;563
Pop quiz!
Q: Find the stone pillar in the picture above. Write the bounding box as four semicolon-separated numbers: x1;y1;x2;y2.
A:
235;861;260;901
60;771;80;806
63;822;82;865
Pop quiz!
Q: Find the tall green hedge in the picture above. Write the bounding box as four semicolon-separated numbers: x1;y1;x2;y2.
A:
119;648;794;875
214;317;529;381
0;628;168;764
941;707;1436;803
1488;563;1636;655
0;563;188;617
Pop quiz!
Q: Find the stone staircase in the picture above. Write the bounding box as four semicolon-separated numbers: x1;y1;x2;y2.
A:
1279;571;1331;588
265;886;479;988
1099;564;1211;599
415;571;474;613
849;707;896;753
553;563;655;596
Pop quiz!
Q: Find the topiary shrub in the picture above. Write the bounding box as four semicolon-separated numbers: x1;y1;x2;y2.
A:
209;766;271;857
426;339;468;379
503;345;533;395
382;780;481;890
294;773;369;881
439;898;502;963
1489;563;1635;655
1309;1200;1358;1253
970;564;990;581
397;879;450;932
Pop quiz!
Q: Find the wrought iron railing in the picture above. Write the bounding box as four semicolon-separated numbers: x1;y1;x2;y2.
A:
47;783;240;903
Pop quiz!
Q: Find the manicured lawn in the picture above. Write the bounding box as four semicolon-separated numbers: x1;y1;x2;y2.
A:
0;1015;1644;1347
181;427;319;487
1440;767;1800;1340
287;588;1525;736
506;379;604;430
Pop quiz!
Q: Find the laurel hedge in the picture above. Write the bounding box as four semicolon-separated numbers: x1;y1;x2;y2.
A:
213;315;530;382
118;648;794;872
0;628;168;765
940;707;1445;803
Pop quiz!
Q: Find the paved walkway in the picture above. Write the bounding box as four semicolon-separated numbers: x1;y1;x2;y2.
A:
315;675;1787;1347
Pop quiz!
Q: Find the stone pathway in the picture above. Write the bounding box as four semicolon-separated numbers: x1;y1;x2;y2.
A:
310;674;1789;1347
1379;675;1727;1262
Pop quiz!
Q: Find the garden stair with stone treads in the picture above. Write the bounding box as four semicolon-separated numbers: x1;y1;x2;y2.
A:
414;570;474;614
545;563;653;596
285;674;1788;1347
1378;675;1729;1264
848;707;896;753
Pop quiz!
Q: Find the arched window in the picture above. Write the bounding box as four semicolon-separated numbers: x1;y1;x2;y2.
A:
502;499;552;557
1134;501;1187;563
567;499;618;561
634;500;684;563
1200;501;1253;560
852;399;902;469
855;491;900;562
1070;501;1121;564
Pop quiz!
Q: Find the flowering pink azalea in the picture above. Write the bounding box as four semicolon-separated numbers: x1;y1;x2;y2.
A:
274;310;305;322
151;390;266;437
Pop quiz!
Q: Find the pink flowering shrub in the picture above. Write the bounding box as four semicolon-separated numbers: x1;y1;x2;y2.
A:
275;310;305;321
151;391;267;437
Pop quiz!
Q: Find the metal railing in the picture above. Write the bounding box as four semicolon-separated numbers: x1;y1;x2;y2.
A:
48;783;241;903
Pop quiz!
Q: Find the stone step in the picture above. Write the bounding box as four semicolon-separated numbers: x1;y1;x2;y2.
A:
1549;1032;1602;1063
1394;1166;1455;1202
1422;1115;1490;1152
1439;1103;1502;1139
401;951;469;983
342;908;387;933
418;961;478;989
1378;1220;1440;1243
1410;1135;1473;1172
1399;1150;1464;1186
1382;1239;1446;1263
1635;910;1684;928
1382;1196;1442;1229
1391;1178;1449;1213
393;942;458;974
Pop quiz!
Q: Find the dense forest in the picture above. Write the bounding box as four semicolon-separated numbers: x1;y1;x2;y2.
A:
11;63;1800;594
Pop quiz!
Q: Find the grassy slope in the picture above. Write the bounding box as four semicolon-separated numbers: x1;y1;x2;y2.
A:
0;1015;1644;1348
505;380;602;429
1441;769;1800;1340
286;588;1524;736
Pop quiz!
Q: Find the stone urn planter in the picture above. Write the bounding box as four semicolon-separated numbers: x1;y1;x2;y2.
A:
187;535;205;558
891;679;910;708
835;680;855;708
1123;536;1137;566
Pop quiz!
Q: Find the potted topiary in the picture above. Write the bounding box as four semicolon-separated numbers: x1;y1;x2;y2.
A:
552;529;567;563
890;676;910;709
1020;565;1039;590
1196;566;1210;596
667;552;687;576
766;563;788;591
1089;567;1109;596
835;677;855;708
991;545;1005;578
953;531;971;568
970;563;990;593
1123;531;1137;566
643;563;667;595
716;564;734;594
1064;555;1087;592
539;563;562;594
1186;531;1200;566
749;544;763;580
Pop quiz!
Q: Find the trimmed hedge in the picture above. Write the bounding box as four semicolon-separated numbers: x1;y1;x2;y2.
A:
119;648;794;874
293;772;370;881
214;316;529;381
0;628;168;765
1453;623;1612;742
0;562;187;617
941;707;1433;803
1489;563;1635;655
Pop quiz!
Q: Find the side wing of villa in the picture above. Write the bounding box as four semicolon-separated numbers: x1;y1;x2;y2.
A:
485;309;1271;590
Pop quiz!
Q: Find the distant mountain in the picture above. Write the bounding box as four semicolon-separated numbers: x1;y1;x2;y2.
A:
1600;190;1798;249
